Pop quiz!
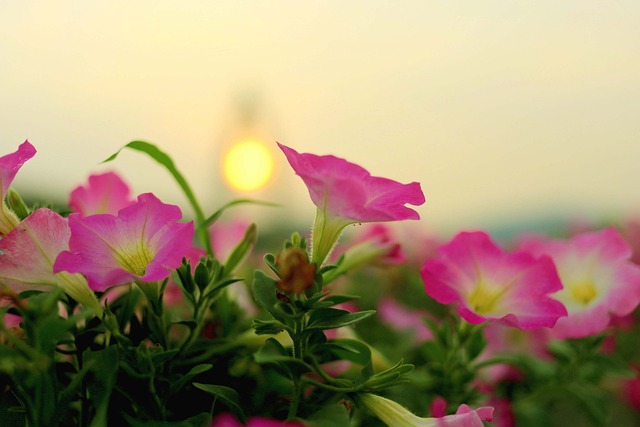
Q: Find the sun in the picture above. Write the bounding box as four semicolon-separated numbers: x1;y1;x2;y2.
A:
222;139;274;192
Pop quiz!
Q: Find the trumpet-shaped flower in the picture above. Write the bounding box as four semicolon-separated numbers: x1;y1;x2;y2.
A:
518;228;640;338
54;193;194;290
359;393;493;427
0;208;102;315
0;141;36;235
277;143;425;264
69;171;135;216
421;231;567;329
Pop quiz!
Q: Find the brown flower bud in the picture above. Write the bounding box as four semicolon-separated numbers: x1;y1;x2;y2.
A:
275;247;316;294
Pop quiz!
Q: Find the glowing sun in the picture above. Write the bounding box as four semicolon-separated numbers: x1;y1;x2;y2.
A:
222;139;274;192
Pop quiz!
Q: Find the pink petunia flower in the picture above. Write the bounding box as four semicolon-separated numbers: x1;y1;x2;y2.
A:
0;208;102;315
69;171;135;216
478;322;551;383
359;393;493;427
211;413;305;426
54;193;195;291
421;231;567;330
277;143;425;265
378;298;433;342
517;227;640;339
0;141;36;235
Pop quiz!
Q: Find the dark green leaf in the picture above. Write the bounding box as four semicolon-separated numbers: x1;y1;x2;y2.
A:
307;309;375;330
192;383;245;422
251;271;285;322
171;364;213;393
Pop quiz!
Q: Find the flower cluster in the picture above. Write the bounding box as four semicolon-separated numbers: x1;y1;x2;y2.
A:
2;139;640;427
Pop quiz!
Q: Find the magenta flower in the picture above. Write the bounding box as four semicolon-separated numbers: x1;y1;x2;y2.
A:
0;208;102;315
277;143;425;264
209;218;251;263
378;298;433;342
211;413;305;426
69;171;135;216
0;140;36;235
517;228;640;338
54;193;195;291
421;231;567;330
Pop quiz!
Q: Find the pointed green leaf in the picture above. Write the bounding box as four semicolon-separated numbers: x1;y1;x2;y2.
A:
307;309;376;330
193;383;245;422
202;199;279;228
251;271;285;322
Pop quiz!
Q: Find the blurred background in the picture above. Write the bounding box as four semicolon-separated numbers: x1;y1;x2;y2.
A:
2;1;640;238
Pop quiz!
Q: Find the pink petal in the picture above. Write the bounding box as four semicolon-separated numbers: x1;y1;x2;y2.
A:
69;171;135;216
422;231;567;330
0;140;36;198
54;193;195;290
437;405;494;427
519;228;640;338
0;208;71;292
278;143;424;223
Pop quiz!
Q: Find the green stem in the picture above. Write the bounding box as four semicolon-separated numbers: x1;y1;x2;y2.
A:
287;316;306;420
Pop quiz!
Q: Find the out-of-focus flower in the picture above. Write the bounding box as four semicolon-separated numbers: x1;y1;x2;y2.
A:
518;227;640;339
378;298;433;342
211;413;305;426
277;143;425;265
483;397;515;427
0;208;102;316
0;141;36;235
623;365;640;412
210;218;252;263
421;231;567;330
359;393;493;427
69;171;135;216
479;322;551;382
54;193;194;291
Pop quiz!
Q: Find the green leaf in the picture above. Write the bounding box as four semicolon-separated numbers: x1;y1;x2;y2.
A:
251;271;285;322
223;223;257;273
305;402;351;427
252;319;287;335
202;199;279;229
307;309;376;330
254;338;313;376
318;339;372;366
85;346;120;427
102;141;199;216
192;383;245;422
171;364;213;393
102;140;211;254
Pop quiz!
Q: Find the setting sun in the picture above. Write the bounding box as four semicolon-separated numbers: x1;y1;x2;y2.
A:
222;139;274;192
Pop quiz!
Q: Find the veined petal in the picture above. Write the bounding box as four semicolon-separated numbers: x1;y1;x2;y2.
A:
518;227;640;338
0;208;101;315
278;143;425;223
54;193;195;290
422;231;567;330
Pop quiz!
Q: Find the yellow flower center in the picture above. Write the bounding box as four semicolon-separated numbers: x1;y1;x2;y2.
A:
569;280;597;305
115;241;155;276
468;282;500;314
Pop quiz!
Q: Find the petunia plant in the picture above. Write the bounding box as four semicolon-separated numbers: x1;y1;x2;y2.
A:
2;138;640;427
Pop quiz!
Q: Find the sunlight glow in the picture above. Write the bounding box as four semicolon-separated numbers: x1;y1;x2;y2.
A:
222;139;274;192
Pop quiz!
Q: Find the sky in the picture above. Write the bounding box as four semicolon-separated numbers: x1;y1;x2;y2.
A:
2;1;640;237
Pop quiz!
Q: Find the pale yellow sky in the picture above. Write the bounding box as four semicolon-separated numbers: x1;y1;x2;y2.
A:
2;1;640;235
